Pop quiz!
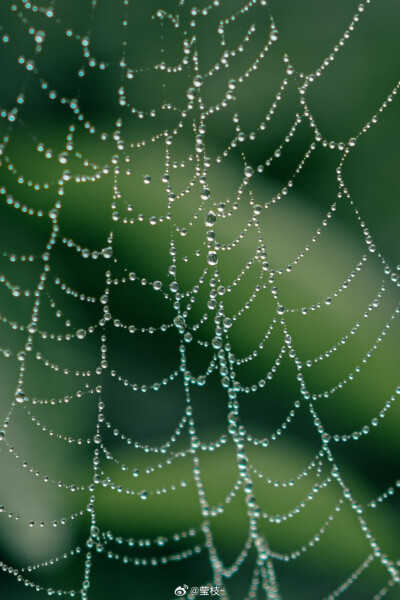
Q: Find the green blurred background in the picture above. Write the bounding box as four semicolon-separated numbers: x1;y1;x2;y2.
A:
0;1;399;598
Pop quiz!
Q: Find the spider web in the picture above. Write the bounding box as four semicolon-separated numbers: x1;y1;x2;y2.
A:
0;0;399;598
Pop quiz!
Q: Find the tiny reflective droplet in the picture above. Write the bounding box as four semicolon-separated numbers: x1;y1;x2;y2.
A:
205;211;216;227
187;87;197;100
223;317;232;329
200;188;210;201
58;152;68;164
193;75;203;88
34;30;45;44
15;391;25;404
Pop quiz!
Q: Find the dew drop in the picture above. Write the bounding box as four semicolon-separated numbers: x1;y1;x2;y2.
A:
200;188;210;201
34;30;46;44
27;322;37;334
15;391;26;404
223;317;232;329
187;87;197;100
102;247;113;259
58;152;68;164
193;75;203;88
205;211;216;227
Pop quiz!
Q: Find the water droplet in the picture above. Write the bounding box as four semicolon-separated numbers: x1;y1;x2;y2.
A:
277;305;285;315
34;30;46;44
15;390;25;403
76;329;86;340
102;247;113;259
200;188;210;201
244;166;254;178
187;87;197;101
205;211;216;227
212;336;222;349
207;252;218;266
58;152;68;164
174;315;185;329
193;75;203;88
143;175;151;184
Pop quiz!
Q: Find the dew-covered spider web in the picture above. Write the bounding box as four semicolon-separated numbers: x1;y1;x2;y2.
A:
0;0;400;598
